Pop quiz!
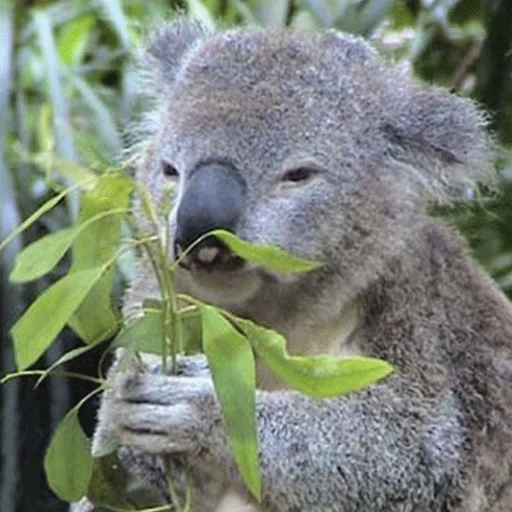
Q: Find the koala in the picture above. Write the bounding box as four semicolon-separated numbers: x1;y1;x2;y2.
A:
73;20;512;512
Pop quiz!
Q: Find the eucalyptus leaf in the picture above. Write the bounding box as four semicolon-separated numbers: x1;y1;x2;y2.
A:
10;208;128;283
112;309;164;372
211;229;323;273
201;305;260;500
44;407;93;502
237;317;394;397
68;174;133;344
11;266;109;370
0;184;82;254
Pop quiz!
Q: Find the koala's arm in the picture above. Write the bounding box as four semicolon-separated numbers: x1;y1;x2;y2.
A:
104;364;464;512
254;381;462;511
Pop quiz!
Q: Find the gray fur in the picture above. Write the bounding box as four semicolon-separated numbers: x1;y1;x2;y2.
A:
78;21;512;512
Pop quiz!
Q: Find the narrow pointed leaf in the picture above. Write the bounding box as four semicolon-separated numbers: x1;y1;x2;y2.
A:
69;174;133;344
201;305;260;500
11;266;109;370
44;408;93;502
0;185;81;254
10;208;129;283
211;230;323;273
10;228;76;283
237;318;394;397
112;310;164;373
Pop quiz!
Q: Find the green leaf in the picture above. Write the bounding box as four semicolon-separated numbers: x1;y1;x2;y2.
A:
181;307;203;354
112;310;164;372
68;266;120;345
44;408;93;502
113;303;203;371
201;305;260;500
0;184;84;254
68;174;133;344
10;208;128;283
237;318;394;398
11;266;109;370
10;228;76;282
211;230;323;273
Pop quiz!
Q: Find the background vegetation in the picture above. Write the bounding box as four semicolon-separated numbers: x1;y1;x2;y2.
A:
1;0;511;511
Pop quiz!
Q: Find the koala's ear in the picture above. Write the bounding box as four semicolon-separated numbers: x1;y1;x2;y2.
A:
146;20;208;85
383;85;496;199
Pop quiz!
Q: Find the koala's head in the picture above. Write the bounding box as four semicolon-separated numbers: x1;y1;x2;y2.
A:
136;21;492;320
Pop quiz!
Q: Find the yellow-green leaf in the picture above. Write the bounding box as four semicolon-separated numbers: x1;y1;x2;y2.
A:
0;184;84;254
11;266;109;370
10;208;128;283
211;229;323;273
238;318;394;397
112;310;164;372
201;305;260;500
10;227;77;283
44;408;93;502
69;174;133;344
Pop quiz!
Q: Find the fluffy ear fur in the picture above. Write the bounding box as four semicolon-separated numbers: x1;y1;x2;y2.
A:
383;86;495;200
146;20;208;86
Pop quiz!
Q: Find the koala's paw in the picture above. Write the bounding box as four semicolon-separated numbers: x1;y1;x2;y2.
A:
98;358;227;463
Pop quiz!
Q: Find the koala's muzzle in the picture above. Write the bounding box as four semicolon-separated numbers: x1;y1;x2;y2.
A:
174;163;246;272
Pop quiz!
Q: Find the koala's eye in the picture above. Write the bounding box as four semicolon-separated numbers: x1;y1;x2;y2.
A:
162;161;179;179
281;167;316;184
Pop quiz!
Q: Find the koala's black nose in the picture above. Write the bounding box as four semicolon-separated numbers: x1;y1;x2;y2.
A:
174;162;246;271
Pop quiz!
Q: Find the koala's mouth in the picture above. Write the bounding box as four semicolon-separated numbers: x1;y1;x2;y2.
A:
174;237;262;308
175;236;246;274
